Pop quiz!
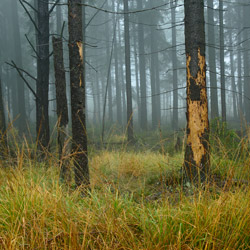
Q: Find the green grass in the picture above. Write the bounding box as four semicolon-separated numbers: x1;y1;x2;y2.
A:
0;130;249;249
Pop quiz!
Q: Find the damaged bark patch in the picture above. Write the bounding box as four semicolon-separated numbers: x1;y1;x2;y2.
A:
185;48;209;182
76;41;83;87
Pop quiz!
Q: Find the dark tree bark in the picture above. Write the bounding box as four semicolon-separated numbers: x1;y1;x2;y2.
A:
52;36;70;182
137;0;147;130
124;0;134;142
36;0;50;151
184;0;210;184
68;0;90;189
207;0;219;119
11;0;26;134
219;0;226;122
170;0;179;129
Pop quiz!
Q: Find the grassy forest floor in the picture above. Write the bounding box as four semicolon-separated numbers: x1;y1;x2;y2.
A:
0;124;250;249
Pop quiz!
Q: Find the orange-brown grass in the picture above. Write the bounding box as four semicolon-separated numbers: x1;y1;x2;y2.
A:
0;134;249;249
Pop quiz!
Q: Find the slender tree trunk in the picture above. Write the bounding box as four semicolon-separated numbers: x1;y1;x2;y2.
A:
228;27;237;120
184;0;210;184
243;5;250;122
132;25;141;125
68;0;90;189
113;2;122;126
237;21;243;116
11;0;26;134
52;36;70;182
219;1;226;122
124;0;134;142
207;0;219;119
170;0;178;129
150;26;157;129
56;2;62;35
0;75;7;157
105;12;113;123
137;0;147;130
36;0;50;151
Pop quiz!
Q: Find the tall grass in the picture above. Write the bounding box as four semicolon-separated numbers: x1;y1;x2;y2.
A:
0;128;249;249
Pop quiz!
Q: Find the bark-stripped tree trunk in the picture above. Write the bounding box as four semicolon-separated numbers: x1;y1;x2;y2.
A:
124;0;134;142
219;0;226;122
184;0;210;184
52;36;70;182
37;0;50;152
170;0;179;130
68;0;90;189
207;0;219;119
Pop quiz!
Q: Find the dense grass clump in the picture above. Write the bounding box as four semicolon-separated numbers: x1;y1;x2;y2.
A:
0;130;249;249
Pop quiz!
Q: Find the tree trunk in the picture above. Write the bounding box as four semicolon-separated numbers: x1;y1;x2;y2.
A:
105;12;113;123
124;0;134;142
52;36;70;183
219;0;226;122
228;25;237;120
207;0;219;119
137;0;147;130
170;0;179;130
36;0;50;151
0;75;7;157
11;0;26;134
243;5;250;122
68;0;90;189
184;0;210;184
113;1;122;126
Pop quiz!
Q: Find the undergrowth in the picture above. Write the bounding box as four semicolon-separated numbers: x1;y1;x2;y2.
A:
0;127;249;249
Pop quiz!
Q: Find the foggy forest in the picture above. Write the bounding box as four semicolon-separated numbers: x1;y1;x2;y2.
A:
0;0;249;249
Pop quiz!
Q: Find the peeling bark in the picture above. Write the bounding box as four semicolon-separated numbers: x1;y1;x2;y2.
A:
184;0;210;184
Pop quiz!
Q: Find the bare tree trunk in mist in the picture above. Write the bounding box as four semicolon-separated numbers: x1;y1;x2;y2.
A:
113;1;122;126
105;12;113;124
68;0;90;189
228;25;237;120
118;20;127;126
36;0;50;152
237;14;243;116
184;0;210;184
56;2;62;35
150;25;157;129
171;0;178;130
0;76;7;157
11;0;27;134
207;0;219;120
52;36;71;183
219;0;226;122
137;0;147;130
243;5;250;123
124;0;134;142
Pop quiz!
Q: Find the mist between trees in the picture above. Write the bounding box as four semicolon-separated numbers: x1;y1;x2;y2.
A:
0;0;249;188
